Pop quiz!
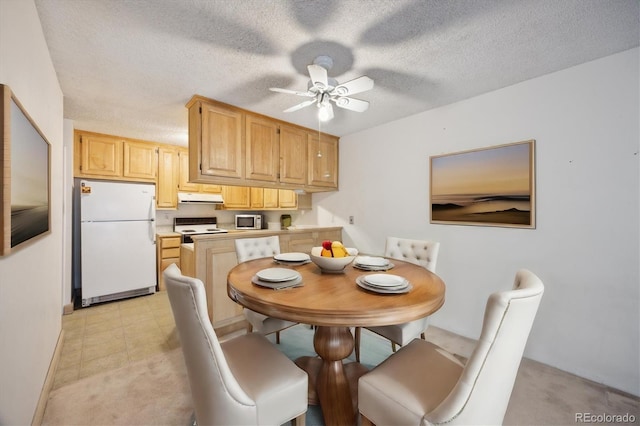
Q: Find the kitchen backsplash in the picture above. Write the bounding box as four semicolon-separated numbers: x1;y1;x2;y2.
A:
156;204;305;229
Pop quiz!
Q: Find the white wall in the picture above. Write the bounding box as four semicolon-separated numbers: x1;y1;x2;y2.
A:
0;1;65;423
312;48;640;395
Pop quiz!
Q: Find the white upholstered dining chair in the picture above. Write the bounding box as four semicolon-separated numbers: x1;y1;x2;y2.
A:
358;269;544;426
354;237;440;362
163;263;308;426
235;236;298;343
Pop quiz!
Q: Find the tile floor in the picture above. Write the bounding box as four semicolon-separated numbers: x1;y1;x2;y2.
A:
53;291;178;390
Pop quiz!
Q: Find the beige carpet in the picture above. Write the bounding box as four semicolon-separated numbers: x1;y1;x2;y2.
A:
42;325;639;426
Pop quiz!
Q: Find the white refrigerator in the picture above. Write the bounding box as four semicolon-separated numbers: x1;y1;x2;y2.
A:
77;179;156;307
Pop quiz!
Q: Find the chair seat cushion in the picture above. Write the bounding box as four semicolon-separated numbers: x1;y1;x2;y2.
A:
367;317;429;346
222;333;308;424
244;309;297;335
359;339;463;425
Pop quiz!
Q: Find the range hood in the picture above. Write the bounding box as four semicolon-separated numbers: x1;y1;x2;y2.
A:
178;192;224;204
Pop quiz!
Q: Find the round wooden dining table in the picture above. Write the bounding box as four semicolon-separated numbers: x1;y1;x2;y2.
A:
227;256;446;426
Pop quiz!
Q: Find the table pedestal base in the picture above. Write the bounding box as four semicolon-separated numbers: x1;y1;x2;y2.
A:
294;326;369;426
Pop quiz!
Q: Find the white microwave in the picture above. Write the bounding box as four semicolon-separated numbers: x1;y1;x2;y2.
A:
235;214;264;230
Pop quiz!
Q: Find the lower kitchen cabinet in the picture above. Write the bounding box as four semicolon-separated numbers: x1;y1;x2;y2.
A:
183;227;342;335
157;234;181;290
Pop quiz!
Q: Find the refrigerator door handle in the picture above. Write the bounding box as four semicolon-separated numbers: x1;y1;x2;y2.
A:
149;219;156;244
148;196;156;221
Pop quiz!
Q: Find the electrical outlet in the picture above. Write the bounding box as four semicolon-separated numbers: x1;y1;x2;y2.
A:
349;216;354;225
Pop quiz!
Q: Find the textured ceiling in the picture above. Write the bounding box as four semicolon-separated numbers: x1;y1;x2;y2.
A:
34;0;639;146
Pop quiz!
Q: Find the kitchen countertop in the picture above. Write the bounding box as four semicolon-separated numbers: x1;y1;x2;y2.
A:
190;226;343;241
159;225;341;240
156;230;181;237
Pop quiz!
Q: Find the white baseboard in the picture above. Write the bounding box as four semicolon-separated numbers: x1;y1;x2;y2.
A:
31;329;64;425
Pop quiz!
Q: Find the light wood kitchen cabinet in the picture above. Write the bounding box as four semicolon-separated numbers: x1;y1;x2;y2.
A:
222;186;297;210
279;124;308;185
178;149;200;192
278;189;297;208
261;188;297;209
222;185;251;209
179;149;223;194
185;228;342;334
157;235;181;291
76;132;123;178
156;146;179;209
263;188;279;208
245;114;279;183
250;187;265;209
188;97;244;181
201;183;223;193
123;141;157;180
308;132;339;189
75;130;159;182
186;95;338;192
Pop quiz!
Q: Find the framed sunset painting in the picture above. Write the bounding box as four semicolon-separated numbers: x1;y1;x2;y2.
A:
1;84;51;256
430;140;535;228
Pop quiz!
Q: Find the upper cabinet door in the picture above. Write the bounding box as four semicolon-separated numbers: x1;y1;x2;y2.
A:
308;133;338;188
177;149;200;192
222;186;251;209
200;102;244;179
123;141;157;180
79;133;123;177
157;146;179;209
279;125;308;185
245;114;279;183
278;189;297;209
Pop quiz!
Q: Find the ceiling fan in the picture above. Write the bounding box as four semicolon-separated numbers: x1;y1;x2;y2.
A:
270;55;374;121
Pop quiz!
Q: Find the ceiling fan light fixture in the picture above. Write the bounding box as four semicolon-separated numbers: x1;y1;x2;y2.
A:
318;103;332;122
271;55;373;119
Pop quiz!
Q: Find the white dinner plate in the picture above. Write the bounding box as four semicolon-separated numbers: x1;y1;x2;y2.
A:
355;256;389;267
356;276;412;294
274;252;311;262
364;274;407;288
255;268;301;282
353;262;394;271
252;274;303;289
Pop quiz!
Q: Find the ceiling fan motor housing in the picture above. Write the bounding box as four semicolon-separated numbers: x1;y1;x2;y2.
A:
313;55;334;71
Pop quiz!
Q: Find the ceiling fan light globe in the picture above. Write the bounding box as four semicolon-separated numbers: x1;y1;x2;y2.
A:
318;105;332;122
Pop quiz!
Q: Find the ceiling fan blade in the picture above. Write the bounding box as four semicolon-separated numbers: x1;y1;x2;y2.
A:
333;97;369;112
307;64;329;91
270;87;314;97
283;99;316;113
332;76;374;97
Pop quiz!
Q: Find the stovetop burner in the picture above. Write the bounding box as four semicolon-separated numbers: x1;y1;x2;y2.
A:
174;217;228;236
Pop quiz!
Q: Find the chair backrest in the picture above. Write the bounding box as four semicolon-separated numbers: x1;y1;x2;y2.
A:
385;236;440;272
235;236;281;263
423;269;544;426
163;263;258;425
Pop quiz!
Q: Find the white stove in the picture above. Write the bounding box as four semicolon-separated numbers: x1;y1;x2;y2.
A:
174;217;227;243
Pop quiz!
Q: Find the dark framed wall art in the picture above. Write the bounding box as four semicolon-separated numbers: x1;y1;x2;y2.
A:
1;84;51;256
430;140;536;228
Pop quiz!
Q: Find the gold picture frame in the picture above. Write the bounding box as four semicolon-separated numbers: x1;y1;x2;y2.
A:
1;84;51;256
430;140;536;228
